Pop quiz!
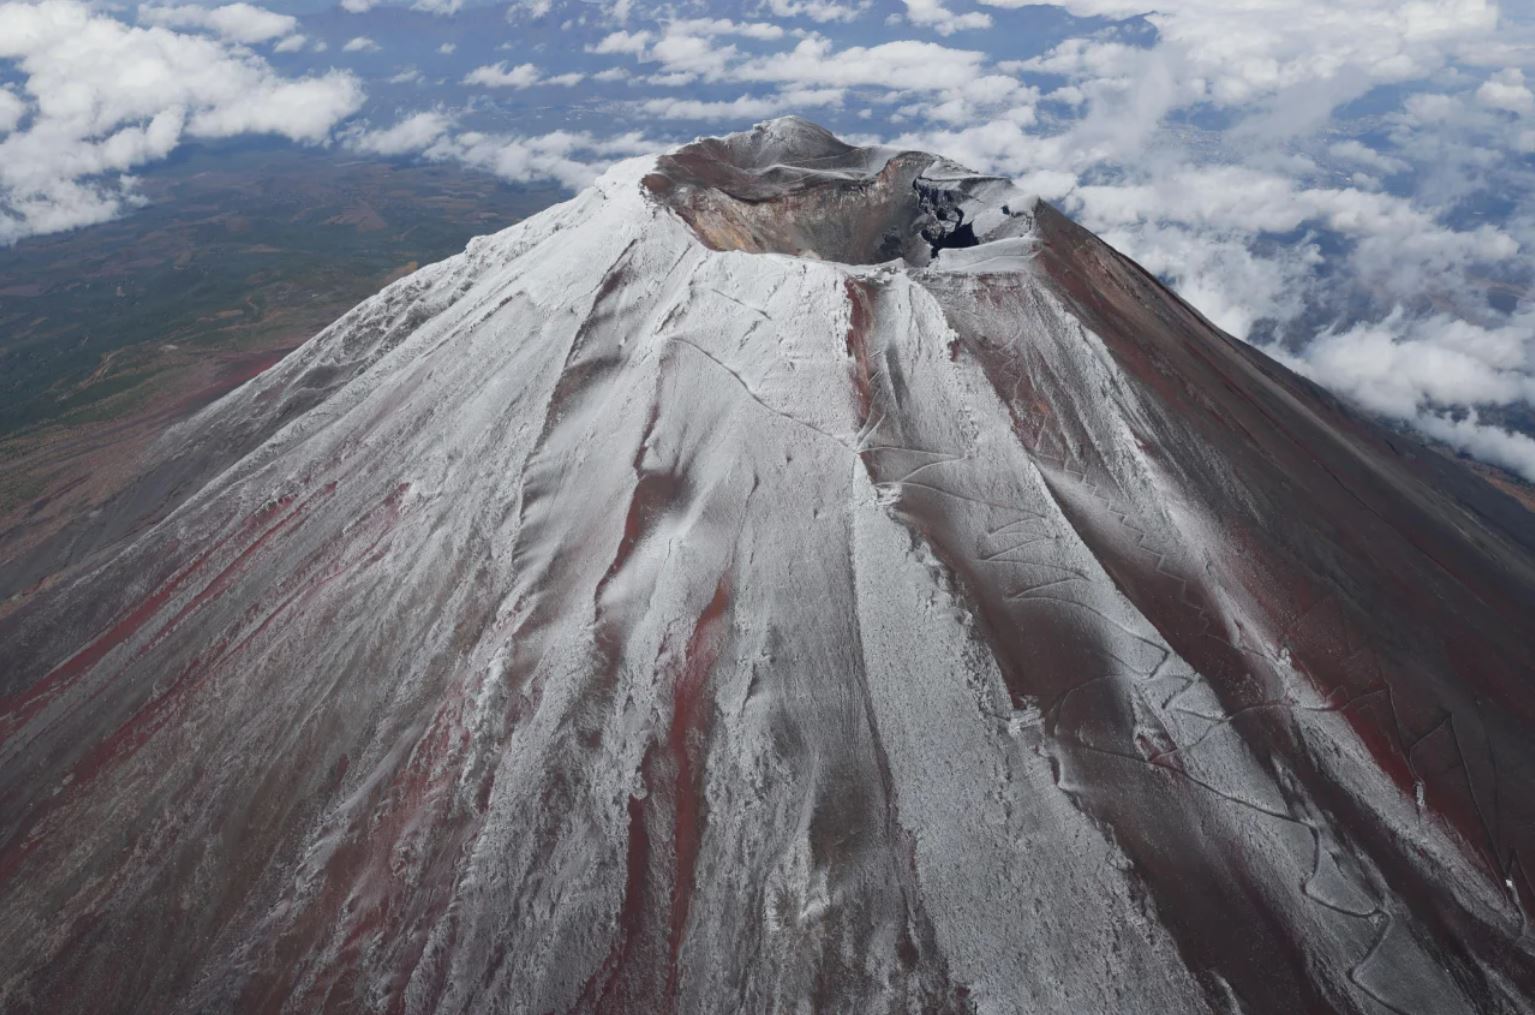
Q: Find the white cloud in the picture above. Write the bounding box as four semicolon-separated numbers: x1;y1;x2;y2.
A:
589;30;651;55
1285;310;1535;419
1013;168;1077;201
910;73;1036;125
1477;68;1535;115
762;0;867;23
1008;0;1505;153
438;130;659;188
735;37;988;91
667;17;785;40
890;118;1045;179
637;88;844;121
438;42;456;55
1417;411;1535;483
137;2;298;45
1051;164;1520;328
645;71;696;87
0;0;363;243
649;32;739;79
901;0;991;36
348;110;453;155
188;73;363;139
340;104;660;191
1328;139;1410;176
0;88;25;135
463;62;540;88
509;0;552;17
396;123;659;190
1266;309;1535;481
340;0;374;11
342;35;380;53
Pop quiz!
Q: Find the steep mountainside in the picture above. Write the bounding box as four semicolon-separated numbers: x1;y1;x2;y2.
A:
3;118;1534;1014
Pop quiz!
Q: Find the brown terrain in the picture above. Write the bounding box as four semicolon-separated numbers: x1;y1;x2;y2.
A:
0;144;558;611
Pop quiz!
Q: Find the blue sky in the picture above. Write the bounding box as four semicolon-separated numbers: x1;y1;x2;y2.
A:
2;0;1534;477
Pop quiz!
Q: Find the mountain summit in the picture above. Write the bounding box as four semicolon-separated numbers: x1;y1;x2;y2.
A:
3;117;1535;1014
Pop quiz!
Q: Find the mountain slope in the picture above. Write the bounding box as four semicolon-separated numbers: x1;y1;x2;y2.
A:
2;117;1534;1014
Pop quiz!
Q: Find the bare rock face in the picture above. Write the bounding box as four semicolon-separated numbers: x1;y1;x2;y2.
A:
3;117;1535;1014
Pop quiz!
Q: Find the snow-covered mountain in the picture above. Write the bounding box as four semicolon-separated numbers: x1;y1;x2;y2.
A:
3;117;1535;1014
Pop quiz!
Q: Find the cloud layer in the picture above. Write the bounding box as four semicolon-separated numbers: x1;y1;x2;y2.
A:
0;0;362;242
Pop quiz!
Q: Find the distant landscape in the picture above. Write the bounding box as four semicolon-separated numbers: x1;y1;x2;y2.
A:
0;142;558;571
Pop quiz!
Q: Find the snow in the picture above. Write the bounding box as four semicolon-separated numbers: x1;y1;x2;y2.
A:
1;118;1532;1015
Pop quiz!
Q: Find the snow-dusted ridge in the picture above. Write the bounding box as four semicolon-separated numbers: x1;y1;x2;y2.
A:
2;118;1535;1014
